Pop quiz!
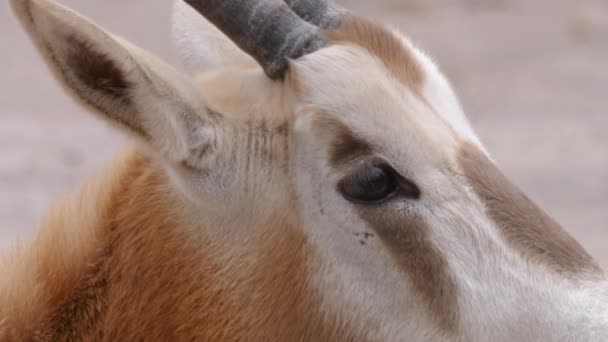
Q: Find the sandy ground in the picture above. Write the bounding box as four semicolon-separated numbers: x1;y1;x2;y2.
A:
1;0;607;267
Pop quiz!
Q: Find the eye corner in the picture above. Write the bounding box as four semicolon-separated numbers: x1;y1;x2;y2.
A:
399;177;422;200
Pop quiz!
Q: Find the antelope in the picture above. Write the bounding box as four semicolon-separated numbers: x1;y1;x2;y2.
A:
1;0;607;340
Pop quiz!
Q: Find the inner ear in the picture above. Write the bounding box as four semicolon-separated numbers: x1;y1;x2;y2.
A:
15;0;150;139
56;35;148;138
12;0;230;172
65;36;131;103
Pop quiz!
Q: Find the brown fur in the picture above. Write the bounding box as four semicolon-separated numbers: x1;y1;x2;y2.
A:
325;16;424;90
457;142;602;277
355;207;459;334
321;117;374;168
0;149;356;341
0;149;134;341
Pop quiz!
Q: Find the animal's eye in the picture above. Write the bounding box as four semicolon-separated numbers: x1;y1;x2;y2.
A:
338;164;401;204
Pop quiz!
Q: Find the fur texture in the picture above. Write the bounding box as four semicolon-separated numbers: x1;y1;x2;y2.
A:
2;0;608;340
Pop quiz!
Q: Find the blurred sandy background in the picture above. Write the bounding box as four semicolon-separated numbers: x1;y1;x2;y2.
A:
1;0;607;266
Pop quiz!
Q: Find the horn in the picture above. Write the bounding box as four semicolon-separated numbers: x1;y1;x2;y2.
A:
284;0;346;28
184;0;325;79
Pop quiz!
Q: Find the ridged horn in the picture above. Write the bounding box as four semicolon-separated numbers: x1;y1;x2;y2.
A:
184;0;325;79
284;0;346;28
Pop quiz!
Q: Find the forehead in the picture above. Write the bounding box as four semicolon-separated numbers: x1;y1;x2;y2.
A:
325;17;424;92
293;17;425;101
292;17;464;162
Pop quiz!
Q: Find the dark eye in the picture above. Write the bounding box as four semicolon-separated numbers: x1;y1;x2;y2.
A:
338;164;401;204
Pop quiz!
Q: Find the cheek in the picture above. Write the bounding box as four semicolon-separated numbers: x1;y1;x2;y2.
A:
291;110;385;251
292;148;329;218
292;143;371;248
292;126;342;230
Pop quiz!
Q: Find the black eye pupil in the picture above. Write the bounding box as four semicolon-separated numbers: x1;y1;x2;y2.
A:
338;164;399;203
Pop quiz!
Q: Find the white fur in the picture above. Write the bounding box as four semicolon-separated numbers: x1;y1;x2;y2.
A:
8;0;608;340
171;0;254;72
289;30;608;341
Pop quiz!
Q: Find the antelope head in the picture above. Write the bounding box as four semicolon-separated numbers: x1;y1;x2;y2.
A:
9;0;608;340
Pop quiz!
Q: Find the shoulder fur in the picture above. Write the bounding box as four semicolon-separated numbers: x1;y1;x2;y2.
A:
0;148;144;340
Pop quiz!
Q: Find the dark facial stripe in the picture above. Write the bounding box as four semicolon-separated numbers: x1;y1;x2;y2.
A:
316;118;373;168
457;142;601;277
321;117;458;331
356;206;459;333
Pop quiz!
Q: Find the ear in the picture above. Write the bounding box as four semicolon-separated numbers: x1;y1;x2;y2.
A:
171;0;253;72
11;0;222;167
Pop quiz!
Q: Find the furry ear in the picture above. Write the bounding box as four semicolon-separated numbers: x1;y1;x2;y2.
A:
171;0;253;72
11;0;224;165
